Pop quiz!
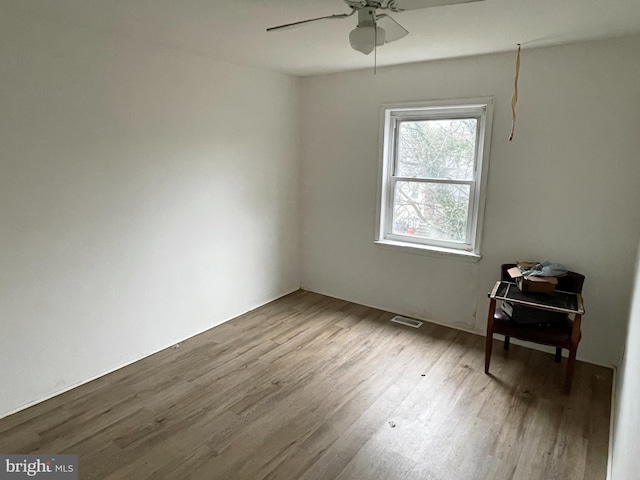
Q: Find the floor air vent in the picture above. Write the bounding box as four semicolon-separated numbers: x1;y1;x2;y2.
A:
390;316;423;328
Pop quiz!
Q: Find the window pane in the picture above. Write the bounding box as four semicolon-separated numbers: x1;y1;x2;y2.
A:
392;181;470;243
396;118;477;180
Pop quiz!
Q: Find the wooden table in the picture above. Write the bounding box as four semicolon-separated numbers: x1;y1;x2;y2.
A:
485;281;585;392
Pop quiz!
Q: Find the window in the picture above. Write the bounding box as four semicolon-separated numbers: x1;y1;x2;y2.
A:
376;98;493;256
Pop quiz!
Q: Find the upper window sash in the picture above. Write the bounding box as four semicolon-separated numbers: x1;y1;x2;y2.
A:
389;114;483;183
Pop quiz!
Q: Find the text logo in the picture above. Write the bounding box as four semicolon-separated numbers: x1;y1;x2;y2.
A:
0;455;77;479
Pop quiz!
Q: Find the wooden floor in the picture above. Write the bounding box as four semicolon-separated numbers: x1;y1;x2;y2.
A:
0;290;612;480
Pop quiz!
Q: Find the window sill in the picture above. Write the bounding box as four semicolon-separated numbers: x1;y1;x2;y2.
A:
373;239;481;262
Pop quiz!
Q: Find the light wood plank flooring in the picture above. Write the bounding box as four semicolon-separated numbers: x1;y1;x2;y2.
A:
0;290;612;479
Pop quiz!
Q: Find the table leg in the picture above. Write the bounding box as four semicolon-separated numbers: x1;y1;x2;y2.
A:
485;299;496;374
565;314;582;394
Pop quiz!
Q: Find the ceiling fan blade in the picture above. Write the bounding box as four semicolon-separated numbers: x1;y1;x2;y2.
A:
376;15;408;43
267;11;355;32
391;0;485;11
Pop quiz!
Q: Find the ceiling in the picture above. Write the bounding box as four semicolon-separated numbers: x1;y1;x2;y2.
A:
4;0;640;76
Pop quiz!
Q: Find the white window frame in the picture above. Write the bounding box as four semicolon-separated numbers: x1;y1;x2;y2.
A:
375;97;493;257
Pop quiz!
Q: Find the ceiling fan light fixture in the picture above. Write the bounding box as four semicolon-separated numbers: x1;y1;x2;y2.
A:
349;25;385;55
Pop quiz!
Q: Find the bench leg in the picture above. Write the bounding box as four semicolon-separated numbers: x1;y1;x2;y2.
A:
485;299;496;374
565;346;577;394
565;315;582;394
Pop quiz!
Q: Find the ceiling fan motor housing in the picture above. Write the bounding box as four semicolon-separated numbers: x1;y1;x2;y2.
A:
357;7;379;26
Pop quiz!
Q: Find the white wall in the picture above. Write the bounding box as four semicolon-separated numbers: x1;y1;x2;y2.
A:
611;236;640;479
300;36;640;367
0;9;301;417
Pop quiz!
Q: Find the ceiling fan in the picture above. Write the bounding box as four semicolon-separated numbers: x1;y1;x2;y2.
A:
267;0;485;55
